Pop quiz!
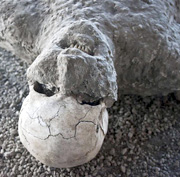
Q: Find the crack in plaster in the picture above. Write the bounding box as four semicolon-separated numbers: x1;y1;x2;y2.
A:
20;127;40;157
22;107;97;140
97;108;106;136
21;120;97;141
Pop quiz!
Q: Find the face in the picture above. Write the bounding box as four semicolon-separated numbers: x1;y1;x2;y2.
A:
19;20;117;168
28;20;117;105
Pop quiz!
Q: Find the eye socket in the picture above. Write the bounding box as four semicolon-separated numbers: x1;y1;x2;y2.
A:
34;81;57;97
81;99;101;106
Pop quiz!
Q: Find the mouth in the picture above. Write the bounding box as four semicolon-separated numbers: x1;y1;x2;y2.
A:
57;33;95;56
66;41;94;56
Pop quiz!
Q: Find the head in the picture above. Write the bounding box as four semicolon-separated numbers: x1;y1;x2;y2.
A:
18;20;117;168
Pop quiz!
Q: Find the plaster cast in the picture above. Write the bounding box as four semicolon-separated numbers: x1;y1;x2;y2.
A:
0;0;180;168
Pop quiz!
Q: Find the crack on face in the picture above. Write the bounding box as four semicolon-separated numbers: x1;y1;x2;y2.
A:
23;105;97;140
25;104;65;129
20;120;100;167
96;125;99;133
21;119;97;141
21;130;30;146
20;128;40;157
98;109;106;136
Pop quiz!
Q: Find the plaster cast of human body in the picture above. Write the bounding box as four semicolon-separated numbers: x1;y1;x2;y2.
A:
0;0;180;168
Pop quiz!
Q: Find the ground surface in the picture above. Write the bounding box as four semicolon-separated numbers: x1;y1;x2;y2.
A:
0;48;180;177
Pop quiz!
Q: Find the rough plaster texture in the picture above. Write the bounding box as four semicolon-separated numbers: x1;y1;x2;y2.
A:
0;0;180;168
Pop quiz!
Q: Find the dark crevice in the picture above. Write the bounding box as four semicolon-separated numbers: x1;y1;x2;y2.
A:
34;81;58;97
81;99;101;106
58;39;69;49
